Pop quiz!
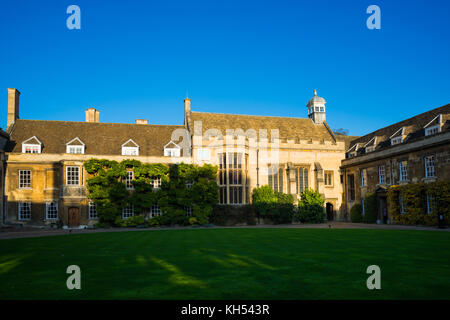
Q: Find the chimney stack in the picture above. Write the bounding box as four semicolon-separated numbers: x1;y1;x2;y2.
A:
7;88;20;128
136;119;148;125
184;97;191;114
85;107;100;123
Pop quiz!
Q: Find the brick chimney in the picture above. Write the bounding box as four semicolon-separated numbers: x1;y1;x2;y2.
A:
136;119;148;124
85;107;100;123
7;88;20;128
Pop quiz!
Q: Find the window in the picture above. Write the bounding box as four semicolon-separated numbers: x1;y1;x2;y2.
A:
19;170;31;189
426;194;435;215
18;202;31;220
391;136;403;145
348;174;355;201
425;125;440;136
360;169;366;187
46;202;58;220
185;206;192;217
122;139;139;156
152;177;161;190
185;180;194;188
122;205;134;219
67;146;84;154
399;195;405;215
197;149;210;161
66;138;85;154
150;204;161;217
66;166;80;185
295;167;309;194
366;146;375;153
424;155;435;178
89;202;98;219
399;160;408;182
378;165;385;184
23;145;41;153
164;148;180;157
361;198;365;216
22;136;42;154
364;137;377;153
125;171;134;190
218;153;248;204
268;165;284;193
324;171;333;186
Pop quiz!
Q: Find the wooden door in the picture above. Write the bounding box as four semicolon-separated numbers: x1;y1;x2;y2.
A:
68;207;79;227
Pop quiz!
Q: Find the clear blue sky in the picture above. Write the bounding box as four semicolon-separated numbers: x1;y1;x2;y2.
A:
0;0;449;136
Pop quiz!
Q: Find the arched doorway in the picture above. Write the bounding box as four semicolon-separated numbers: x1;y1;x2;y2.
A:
326;203;334;221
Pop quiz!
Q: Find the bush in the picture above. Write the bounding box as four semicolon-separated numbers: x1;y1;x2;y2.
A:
148;216;161;227
252;185;278;217
123;215;146;227
269;204;295;224
350;204;363;223
362;193;378;223
210;205;256;226
295;189;326;223
193;205;212;225
189;217;198;225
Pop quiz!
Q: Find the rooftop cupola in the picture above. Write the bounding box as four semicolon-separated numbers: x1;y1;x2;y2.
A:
307;89;326;124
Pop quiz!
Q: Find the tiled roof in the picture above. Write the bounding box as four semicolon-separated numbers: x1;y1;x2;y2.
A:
348;103;450;154
189;111;336;142
6;119;184;156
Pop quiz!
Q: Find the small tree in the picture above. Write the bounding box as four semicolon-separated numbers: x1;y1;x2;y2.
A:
295;189;326;223
350;203;363;223
252;185;278;217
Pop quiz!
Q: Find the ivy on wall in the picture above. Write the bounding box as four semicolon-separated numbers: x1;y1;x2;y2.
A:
84;159;219;226
387;181;450;226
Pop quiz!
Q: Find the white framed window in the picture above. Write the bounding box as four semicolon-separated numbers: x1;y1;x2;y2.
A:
360;169;366;187
18;202;31;220
366;146;375;153
122;139;139;156
45;202;58;220
424;155;435;178
150;204;161;217
19;170;31;189
391;136;403;145
164;148;180;157
185;180;194;188
399;160;408;182
378;165;385;184
185;206;193;217
426;194;435;215
361;198;365;216
364;137;377;153
425;125;440;136
152;177;161;190
122;205;134;219
66;166;80;185
22;136;42;154
197;149;210;161
125;171;134;190
66;138;85;154
89;202;98;219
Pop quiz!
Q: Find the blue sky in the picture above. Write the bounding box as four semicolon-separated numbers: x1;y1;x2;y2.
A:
0;0;449;136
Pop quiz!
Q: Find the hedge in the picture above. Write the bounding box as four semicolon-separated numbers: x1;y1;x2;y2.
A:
387;181;450;226
210;205;257;226
362;192;378;223
350;204;363;223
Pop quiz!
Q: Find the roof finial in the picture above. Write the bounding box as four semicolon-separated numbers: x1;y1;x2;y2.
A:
314;89;317;96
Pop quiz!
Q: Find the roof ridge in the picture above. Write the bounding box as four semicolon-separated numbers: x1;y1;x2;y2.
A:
14;119;184;127
191;110;311;120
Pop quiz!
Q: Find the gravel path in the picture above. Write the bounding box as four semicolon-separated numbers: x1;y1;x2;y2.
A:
0;222;448;240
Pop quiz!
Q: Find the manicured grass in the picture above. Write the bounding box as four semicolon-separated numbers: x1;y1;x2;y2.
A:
1;228;450;299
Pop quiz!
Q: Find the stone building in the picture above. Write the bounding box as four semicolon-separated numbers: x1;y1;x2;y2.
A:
2;87;354;227
340;104;450;223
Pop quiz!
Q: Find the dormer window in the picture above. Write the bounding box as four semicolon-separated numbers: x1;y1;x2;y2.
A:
390;128;404;146
66;137;85;154
122;139;139;156
22;136;42;153
346;144;359;158
164;141;181;157
424;115;442;136
364;137;377;153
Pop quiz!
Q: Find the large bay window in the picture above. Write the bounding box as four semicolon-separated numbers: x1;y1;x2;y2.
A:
218;153;248;204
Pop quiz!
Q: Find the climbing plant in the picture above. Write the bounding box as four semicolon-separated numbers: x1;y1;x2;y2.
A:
84;159;218;226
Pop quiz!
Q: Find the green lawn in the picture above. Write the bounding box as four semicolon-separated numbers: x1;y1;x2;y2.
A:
1;228;449;299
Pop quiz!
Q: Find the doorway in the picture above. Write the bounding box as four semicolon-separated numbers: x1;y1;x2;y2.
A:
68;207;80;227
326;203;334;221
